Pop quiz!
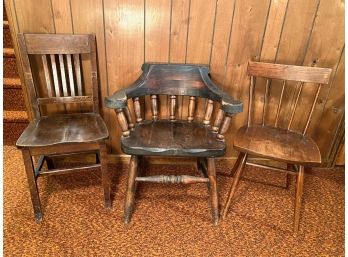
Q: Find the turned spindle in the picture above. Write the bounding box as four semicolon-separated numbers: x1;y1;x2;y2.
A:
124;106;134;129
203;99;214;125
217;114;232;140
212;109;225;132
115;109;130;137
187;96;196;122
133;97;143;123
151;95;158;120
170;95;177;121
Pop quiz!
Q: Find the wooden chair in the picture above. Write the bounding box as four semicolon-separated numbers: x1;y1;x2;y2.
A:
221;61;332;233
16;33;111;222
105;63;242;224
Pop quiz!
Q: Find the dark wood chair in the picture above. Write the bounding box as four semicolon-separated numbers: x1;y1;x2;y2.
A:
221;61;332;234
16;33;111;222
105;63;242;224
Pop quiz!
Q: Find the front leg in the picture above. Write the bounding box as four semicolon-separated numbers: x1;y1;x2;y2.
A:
124;155;139;224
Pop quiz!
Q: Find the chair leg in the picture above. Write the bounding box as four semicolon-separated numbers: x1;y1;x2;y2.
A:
230;152;244;177
21;149;43;222
293;165;304;234
207;158;219;225
99;142;111;209
221;152;247;219
124;155;139;224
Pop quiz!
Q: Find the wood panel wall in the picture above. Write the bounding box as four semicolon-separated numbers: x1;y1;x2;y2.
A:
6;0;344;167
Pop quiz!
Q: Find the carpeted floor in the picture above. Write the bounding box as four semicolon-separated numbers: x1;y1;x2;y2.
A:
4;143;344;256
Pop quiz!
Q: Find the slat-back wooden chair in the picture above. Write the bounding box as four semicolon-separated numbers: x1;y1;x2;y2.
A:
221;61;332;234
16;33;111;222
105;63;242;224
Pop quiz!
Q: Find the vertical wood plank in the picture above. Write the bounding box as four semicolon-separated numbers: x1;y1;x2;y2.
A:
186;0;216;64
145;0;171;120
104;0;144;153
51;0;73;33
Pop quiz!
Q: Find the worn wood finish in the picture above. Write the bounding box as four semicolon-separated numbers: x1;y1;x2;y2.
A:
8;0;344;165
222;61;332;234
16;33;110;222
107;63;240;224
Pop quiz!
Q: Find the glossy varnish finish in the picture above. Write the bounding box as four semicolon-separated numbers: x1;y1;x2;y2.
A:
221;61;332;234
16;33;111;222
106;63;242;224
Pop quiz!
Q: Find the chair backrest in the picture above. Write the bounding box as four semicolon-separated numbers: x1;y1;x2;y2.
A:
17;33;99;119
108;63;242;140
246;61;332;135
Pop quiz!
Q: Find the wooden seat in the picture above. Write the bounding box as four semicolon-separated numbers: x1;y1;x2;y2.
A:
221;61;332;234
17;113;108;147
121;120;225;157
105;63;242;225
234;125;321;165
16;33;111;222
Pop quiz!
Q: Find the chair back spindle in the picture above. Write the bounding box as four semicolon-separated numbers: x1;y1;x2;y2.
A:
187;96;196;122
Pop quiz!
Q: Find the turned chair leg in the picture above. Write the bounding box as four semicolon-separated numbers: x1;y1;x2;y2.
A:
99;142;111;209
21;149;43;222
207;158;219;225
293;165;304;234
221;152;247;219
124;155;139;224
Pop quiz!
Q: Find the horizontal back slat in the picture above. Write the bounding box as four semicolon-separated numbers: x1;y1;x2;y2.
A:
37;96;93;105
23;34;91;54
247;61;332;84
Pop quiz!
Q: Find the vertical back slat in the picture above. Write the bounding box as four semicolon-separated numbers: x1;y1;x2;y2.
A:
41;54;53;97
58;54;68;96
169;95;177;120
287;82;304;130
73;54;83;96
133;97;143;123
50;54;61;97
187;96;196;122
151;95;158;120
302;84;322;135
203;99;214;125
66;54;76;96
247;76;255;127
89;35;99;114
262;79;270;126
274;80;286;127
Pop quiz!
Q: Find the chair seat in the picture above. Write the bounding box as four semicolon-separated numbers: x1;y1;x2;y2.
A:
234;125;321;165
121;120;226;157
16;113;109;148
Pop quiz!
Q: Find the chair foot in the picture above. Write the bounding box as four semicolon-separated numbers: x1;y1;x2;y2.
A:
221;153;247;219
34;212;43;223
124;155;139;224
207;158;219;225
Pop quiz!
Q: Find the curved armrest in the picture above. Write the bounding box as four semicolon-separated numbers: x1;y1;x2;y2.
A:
104;88;128;110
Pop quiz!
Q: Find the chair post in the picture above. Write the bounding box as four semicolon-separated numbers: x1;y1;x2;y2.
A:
99;141;111;209
207;158;219;225
124;155;139;224
221;153;247;219
294;165;304;234
21;149;43;222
